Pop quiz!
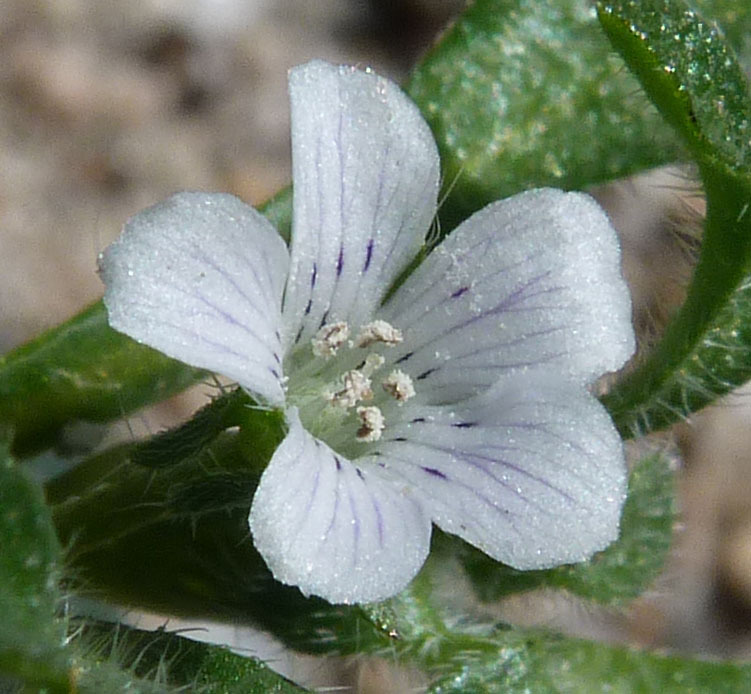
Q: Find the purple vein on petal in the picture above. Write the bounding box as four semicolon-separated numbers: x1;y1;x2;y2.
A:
390;246;544;320
382;457;527;539
429;354;569;374
422;466;447;479
408;269;555;343
187;241;279;326
157;282;280;367
445;326;567;362
336;244;344;277
232;243;282;315
175;239;281;331
339;136;392;317
395;351;413;365
367;138;436;299
345;481;361;567
362;475;386;548
282;435;321;555
477;440;599;491
500;406;615;478
364;238;375;272
134;315;276;376
196;198;284;313
322;477;342;546
384;436;578;508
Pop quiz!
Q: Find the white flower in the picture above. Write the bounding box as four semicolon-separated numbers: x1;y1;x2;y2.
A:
98;60;635;605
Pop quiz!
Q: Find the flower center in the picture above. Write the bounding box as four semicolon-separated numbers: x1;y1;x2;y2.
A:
286;319;416;455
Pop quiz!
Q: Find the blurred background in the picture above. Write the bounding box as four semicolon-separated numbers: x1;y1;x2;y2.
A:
0;0;462;350
2;0;751;691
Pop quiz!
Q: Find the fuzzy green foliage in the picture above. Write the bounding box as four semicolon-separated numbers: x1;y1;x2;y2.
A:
599;0;751;435
49;428;388;656
406;0;683;231
0;437;69;693
131;388;258;469
425;628;751;693
372;573;751;693
693;0;751;68
1;432;304;693
70;621;304;693
0;302;205;457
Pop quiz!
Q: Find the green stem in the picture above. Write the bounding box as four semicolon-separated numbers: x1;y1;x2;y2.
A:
598;1;751;435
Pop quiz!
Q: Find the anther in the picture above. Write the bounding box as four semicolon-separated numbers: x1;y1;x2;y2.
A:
356;406;385;442
361;353;385;377
328;369;372;409
312;321;349;358
382;369;415;403
354;320;403;348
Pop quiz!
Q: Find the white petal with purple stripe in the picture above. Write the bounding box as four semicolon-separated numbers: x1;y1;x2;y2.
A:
379;189;635;404
99;61;636;606
99;192;289;405
282;61;440;352
364;369;627;569
249;408;431;604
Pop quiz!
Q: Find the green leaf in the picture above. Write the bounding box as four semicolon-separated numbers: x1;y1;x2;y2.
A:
62;508;387;656
407;0;683;231
426;628;751;693
597;0;751;435
131;388;257;469
70;620;305;693
0;435;70;692
365;570;751;693
458;452;674;604
0;301;206;457
599;0;751;169
49;431;388;656
194;644;306;693
692;0;751;70
0;434;191;694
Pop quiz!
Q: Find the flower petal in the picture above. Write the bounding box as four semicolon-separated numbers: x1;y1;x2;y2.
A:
379;189;635;403
99;192;289;405
282;60;440;351
249;408;430;604
365;369;627;570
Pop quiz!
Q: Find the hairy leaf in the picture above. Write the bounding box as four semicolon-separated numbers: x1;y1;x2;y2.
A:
407;0;682;231
598;0;751;435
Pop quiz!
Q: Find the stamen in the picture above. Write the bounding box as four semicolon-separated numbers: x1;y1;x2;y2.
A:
356;406;385;442
382;369;415;403
361;353;385;377
328;369;372;409
354;320;403;348
312;321;349;358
